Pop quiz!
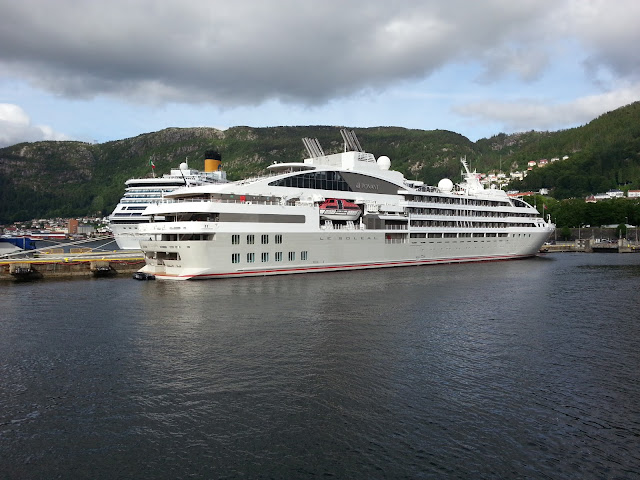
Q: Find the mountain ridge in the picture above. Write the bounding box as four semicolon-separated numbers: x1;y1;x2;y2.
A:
1;102;639;223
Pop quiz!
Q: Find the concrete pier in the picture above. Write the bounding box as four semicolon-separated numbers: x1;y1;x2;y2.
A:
540;239;640;253
0;253;145;281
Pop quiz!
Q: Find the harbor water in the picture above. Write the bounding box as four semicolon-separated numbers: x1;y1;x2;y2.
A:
1;253;639;479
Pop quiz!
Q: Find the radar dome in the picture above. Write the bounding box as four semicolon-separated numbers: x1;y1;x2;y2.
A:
377;155;391;170
438;178;454;192
180;162;188;170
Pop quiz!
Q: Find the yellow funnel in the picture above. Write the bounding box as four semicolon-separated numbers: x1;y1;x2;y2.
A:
204;150;222;172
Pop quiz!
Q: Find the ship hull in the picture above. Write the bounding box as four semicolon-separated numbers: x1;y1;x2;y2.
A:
139;227;552;280
109;222;146;250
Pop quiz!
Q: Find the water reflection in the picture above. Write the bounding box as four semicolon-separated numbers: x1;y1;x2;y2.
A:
1;254;640;478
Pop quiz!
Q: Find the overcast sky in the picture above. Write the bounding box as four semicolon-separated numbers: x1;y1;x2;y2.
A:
1;0;639;148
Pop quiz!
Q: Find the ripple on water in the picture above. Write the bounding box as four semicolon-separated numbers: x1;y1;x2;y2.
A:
1;254;640;478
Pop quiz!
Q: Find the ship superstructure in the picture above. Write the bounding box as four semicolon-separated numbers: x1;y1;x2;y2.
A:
136;130;554;280
109;151;227;249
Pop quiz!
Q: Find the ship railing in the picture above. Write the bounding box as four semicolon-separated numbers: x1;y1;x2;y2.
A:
404;182;441;193
235;170;284;185
384;225;407;230
155;198;284;206
320;222;359;231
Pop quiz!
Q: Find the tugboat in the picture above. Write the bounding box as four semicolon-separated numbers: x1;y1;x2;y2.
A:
318;198;361;221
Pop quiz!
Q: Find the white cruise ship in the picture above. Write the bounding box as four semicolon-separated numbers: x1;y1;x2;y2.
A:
109;152;227;249
137;130;554;280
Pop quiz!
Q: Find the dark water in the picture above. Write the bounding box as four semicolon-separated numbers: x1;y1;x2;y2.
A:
1;253;639;479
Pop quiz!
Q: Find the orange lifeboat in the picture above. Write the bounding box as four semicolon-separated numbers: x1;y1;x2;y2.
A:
319;198;361;221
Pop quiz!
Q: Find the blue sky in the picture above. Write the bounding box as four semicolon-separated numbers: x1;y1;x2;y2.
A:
1;0;639;148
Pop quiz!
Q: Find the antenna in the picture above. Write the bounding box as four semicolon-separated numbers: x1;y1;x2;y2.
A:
302;138;325;158
460;156;471;175
340;129;363;152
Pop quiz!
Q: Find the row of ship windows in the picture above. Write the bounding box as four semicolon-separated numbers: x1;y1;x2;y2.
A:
231;251;308;264
232;234;283;245
123;193;167;198
408;209;535;218
268;171;351;191
409;221;538;228
406;196;511;207
409;232;532;238
113;212;148;216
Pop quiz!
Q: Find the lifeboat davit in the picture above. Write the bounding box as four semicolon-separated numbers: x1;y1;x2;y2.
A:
319;198;361;221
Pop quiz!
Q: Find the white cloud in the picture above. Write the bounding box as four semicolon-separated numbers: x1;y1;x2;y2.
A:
4;0;635;107
452;83;640;134
0;1;639;143
0;104;70;148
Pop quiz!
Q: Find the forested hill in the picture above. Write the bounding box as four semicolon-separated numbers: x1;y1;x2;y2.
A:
1;101;639;223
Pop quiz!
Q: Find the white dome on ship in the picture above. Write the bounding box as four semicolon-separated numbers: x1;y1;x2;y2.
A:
438;178;454;192
377;156;391;170
180;162;188;170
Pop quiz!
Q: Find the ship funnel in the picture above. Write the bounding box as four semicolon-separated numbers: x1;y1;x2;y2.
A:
204;150;222;172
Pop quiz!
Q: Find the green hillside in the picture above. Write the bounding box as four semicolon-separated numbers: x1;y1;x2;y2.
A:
1;101;640;223
505;102;640;198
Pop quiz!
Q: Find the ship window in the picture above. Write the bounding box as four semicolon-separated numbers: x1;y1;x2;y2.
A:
261;234;269;244
275;252;283;262
247;253;255;263
288;251;295;261
232;253;240;264
232;234;240;245
247;234;255;244
301;251;308;261
275;234;283;244
261;252;269;262
268;170;352;192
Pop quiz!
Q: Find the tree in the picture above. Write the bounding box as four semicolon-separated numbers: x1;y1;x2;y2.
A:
616;223;628;239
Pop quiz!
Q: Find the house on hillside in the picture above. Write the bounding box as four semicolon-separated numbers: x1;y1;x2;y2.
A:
607;189;624;198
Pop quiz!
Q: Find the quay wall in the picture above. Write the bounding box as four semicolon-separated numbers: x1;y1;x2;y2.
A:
541;238;640;253
0;257;145;282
